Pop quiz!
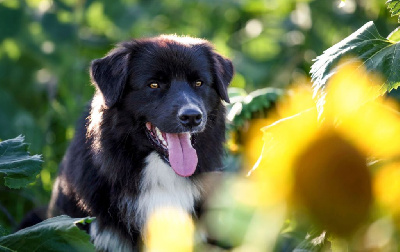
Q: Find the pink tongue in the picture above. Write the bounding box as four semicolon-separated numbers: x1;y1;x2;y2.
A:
165;133;198;177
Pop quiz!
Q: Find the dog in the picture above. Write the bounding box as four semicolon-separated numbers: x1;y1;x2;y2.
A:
47;35;234;251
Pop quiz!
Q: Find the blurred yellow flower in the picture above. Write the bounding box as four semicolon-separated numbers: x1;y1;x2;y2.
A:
324;62;400;159
240;118;271;171
204;61;400;250
247;85;319;208
292;130;371;236
144;207;194;252
248;61;400;236
374;162;400;216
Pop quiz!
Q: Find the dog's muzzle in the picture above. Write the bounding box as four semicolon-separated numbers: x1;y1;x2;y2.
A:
178;108;203;128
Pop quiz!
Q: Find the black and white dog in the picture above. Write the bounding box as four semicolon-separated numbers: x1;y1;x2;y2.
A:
48;35;233;251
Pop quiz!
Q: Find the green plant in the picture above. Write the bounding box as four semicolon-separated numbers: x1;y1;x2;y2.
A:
0;136;95;251
0;136;42;189
0;216;95;252
311;0;400;96
217;1;400;251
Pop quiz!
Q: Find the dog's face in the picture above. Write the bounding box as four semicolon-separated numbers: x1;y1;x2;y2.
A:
90;35;233;177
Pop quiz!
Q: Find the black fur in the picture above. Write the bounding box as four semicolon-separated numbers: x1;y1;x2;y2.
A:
48;35;233;249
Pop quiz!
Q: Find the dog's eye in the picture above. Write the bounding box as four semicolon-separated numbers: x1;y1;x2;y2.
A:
195;81;203;87
149;83;160;89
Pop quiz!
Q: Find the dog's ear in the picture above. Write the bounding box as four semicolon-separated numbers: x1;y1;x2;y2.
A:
213;53;234;103
90;47;130;107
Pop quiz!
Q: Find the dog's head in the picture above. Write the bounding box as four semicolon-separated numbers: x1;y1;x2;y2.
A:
90;35;234;177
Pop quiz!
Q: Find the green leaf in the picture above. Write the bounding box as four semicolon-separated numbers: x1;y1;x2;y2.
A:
387;0;400;23
230;88;283;130
0;244;15;252
311;21;400;94
228;87;248;102
0;136;43;188
0;216;95;252
0;226;9;238
388;27;400;42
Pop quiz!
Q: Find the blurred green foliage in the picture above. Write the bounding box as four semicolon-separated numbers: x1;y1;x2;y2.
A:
0;135;42;189
0;0;398;231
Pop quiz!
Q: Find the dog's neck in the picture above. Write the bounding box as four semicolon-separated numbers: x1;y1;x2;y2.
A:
117;152;201;234
136;152;201;230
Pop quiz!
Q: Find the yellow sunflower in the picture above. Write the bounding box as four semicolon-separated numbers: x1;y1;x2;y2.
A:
248;61;400;236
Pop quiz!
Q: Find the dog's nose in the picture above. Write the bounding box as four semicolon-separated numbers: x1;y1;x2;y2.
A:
178;108;202;127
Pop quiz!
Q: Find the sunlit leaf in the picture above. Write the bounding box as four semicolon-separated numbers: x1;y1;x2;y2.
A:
311;21;400;94
0;216;95;252
387;0;400;23
387;27;400;42
0;136;42;189
229;88;283;130
227;87;248;102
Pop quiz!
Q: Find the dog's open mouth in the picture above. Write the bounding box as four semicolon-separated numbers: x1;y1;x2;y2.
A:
145;122;198;177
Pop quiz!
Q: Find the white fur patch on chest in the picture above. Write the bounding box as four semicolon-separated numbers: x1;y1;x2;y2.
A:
134;152;201;231
90;220;133;252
